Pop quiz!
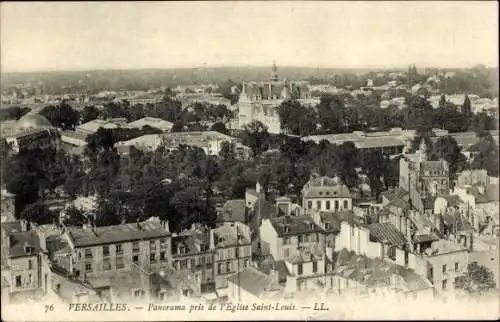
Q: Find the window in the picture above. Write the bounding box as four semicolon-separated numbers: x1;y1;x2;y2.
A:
28;260;33;269
316;201;321;209
455;262;459;272
307;201;312;209
334;200;339;210
442;179;446;184
116;257;124;269
150;240;157;251
132;242;140;253
326;201;331;210
160;252;166;261
442;264;447;274
343;200;349;209
313;261;318;273
244;259;249;267
226;262;231;273
15;276;21;287
283;237;290;245
319;191;323;196
160;238;168;247
180;259;188;269
428;267;434;281
85;263;92;272
284;248;290;258
28;274;32;285
103;259;111;271
388;246;396;260
150;253;156;262
218;263;223;274
84;248;93;259
442;279;448;290
133;255;139;263
116;244;123;255
159;292;167;301
298;235;303;243
298;263;303;275
103;246;109;256
133;289;144;298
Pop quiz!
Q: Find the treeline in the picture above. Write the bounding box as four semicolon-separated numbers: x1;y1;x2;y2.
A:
3;117;497;232
279;94;497;136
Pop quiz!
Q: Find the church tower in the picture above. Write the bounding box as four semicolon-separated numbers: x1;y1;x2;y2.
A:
270;61;279;82
416;138;428;163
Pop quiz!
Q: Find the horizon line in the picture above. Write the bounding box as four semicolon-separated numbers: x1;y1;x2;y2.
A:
2;63;498;75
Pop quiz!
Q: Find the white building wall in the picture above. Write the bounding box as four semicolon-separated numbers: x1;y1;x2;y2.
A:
259;219;279;260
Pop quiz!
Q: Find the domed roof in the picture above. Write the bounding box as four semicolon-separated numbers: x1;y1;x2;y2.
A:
17;113;52;130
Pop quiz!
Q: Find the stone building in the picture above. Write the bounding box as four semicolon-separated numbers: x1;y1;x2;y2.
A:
237;62;312;134
399;140;450;213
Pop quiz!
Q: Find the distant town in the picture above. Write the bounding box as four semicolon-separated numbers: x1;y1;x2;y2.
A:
1;62;498;308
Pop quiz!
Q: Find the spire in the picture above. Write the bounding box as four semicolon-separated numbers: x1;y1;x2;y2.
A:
270;60;279;82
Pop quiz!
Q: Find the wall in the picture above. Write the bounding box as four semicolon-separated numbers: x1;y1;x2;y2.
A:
73;236;172;281
1;194;16;223
226;280;261;302
214;245;252;277
8;255;42;292
334;222;382;259
259;219;279;260
425;250;469;294
302;197;352;213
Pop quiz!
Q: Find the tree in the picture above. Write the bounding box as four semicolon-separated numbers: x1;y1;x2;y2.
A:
20;201;57;225
463;94;472;118
0;106;31;121
454;262;496;294
430;136;467;183
241;120;270;157
171;121;184;132
39;102;80;130
278;100;317;136
81;105;101;123
86;128;116;154
470;132;499;177
210;122;229;135
439;94;447;109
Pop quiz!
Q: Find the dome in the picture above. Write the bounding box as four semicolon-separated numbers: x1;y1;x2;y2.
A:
16;113;52;130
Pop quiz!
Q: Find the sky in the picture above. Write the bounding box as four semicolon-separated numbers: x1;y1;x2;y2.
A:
1;1;498;72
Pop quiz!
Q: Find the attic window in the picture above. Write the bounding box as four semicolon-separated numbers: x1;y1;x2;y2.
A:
333;191;337;195
25;246;33;255
325;223;331;230
218;237;225;243
319;192;323;196
178;246;186;255
310;223;315;230
284;225;289;233
325;191;330;195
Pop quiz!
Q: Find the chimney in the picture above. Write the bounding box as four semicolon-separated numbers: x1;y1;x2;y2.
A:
256;182;262;194
82;224;87;230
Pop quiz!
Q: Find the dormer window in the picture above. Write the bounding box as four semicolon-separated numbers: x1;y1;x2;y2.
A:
284;225;289;233
25;246;33;255
218;237;225;244
178;246;186;255
310;223;315;230
325;223;331;230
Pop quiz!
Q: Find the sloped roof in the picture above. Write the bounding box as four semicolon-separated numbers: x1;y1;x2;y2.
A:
366;223;408;247
442;213;473;232
320;210;361;233
270;215;324;237
67;219;170;248
302;176;351;199
227;267;274;298
8;231;43;258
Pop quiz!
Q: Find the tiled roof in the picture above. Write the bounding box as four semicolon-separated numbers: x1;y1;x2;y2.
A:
213;225;250;247
320;210;361;233
442;213;473;232
381;188;409;202
468;184;499;204
302;176;351;199
365;223;408;247
270;215;324;237
47;234;73;255
439;195;463;207
8;231;43;258
67;219;170;248
171;230;210;256
227;266;274;298
127;117;173;132
288;243;325;264
355;136;405;149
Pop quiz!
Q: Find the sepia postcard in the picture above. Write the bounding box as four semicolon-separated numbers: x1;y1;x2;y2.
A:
0;1;499;320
